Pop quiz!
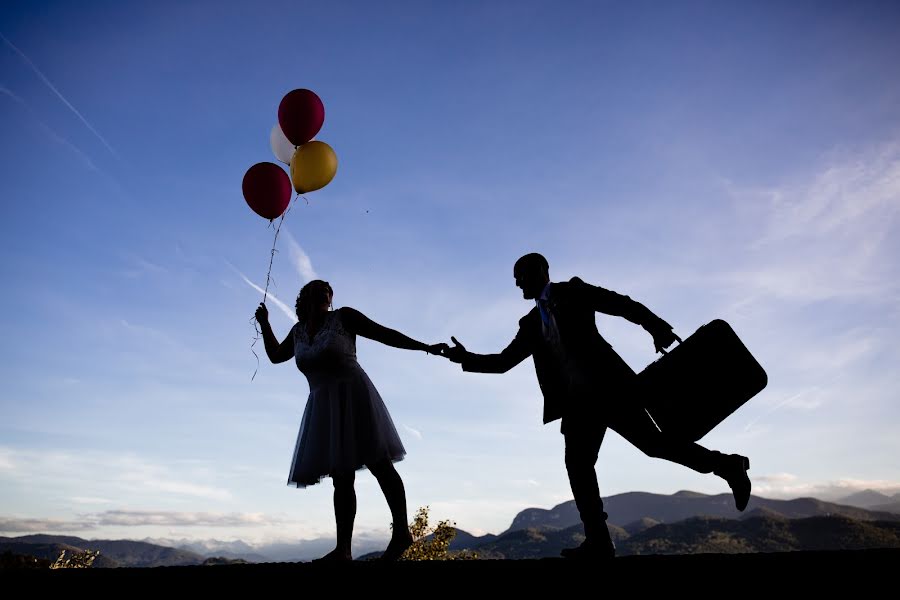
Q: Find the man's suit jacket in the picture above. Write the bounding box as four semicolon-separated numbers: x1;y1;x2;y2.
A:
461;277;671;424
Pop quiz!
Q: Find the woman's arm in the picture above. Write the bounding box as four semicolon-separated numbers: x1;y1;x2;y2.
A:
339;307;445;355
255;303;295;364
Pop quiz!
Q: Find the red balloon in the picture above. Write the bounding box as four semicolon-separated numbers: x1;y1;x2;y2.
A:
278;89;325;146
242;162;292;220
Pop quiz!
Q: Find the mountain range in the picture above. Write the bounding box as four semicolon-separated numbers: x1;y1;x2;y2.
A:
3;490;899;566
462;515;900;558
504;490;899;534
0;534;203;568
835;489;900;513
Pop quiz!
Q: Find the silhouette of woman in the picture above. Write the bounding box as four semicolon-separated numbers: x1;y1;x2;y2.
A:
254;280;447;561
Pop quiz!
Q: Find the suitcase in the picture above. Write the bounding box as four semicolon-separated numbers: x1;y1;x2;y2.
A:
635;319;767;442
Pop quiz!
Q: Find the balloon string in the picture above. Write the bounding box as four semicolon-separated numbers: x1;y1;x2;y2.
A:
250;193;306;381
249;323;262;381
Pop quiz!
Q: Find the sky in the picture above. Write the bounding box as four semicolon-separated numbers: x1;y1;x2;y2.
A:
1;0;899;549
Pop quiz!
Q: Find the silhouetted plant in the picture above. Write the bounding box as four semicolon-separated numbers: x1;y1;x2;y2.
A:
398;506;478;561
50;549;100;569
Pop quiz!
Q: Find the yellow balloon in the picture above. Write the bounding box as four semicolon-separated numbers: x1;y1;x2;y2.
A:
290;141;338;194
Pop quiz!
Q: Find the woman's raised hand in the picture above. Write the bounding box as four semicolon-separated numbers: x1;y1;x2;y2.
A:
254;302;269;324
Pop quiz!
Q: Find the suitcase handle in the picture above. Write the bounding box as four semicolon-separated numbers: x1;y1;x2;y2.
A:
657;333;683;355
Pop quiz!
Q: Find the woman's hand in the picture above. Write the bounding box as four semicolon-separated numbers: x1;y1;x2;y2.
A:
426;343;449;356
255;302;269;324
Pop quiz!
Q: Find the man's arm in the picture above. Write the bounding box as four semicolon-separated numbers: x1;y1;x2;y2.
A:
575;278;678;352
445;328;532;373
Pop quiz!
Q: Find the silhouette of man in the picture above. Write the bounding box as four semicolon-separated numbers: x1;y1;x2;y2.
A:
443;253;751;560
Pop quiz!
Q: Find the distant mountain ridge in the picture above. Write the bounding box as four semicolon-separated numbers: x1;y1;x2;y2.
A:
464;515;900;558
836;489;900;509
506;491;900;534
4;490;899;565
142;538;271;563
871;501;900;514
0;534;204;567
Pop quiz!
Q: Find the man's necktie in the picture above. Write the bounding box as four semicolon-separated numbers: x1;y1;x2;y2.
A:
538;298;551;327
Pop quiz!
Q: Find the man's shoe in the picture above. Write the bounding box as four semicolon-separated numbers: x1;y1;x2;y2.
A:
560;540;615;561
715;454;751;511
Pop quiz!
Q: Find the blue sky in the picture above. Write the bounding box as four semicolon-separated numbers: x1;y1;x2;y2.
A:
1;0;899;548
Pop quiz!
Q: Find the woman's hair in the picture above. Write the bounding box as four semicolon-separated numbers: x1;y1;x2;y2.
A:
295;280;333;322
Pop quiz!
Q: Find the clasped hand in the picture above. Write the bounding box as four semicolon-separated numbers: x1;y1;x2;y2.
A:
437;336;468;363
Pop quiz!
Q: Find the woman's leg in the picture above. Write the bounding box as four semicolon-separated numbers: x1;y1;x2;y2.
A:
368;460;413;560
318;470;356;561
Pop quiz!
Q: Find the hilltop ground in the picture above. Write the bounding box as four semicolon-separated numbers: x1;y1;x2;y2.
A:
6;549;896;593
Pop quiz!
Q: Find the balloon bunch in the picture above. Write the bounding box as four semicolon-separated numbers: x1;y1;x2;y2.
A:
243;89;338;380
242;88;338;297
242;88;338;220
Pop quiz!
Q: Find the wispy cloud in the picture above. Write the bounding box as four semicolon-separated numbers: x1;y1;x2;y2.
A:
752;475;900;501
0;447;233;503
402;424;423;440
114;318;232;380
226;261;298;324
0;448;14;471
138;479;231;502
511;479;541;487
0;517;96;533
721;143;900;305
71;497;114;505
743;405;799;437
1;32;121;160
283;230;317;283
742;383;831;432
0;511;282;533
753;473;798;484
91;510;282;527
120;254;168;279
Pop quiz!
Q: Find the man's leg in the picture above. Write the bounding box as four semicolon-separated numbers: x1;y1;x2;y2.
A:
563;424;615;558
607;404;751;510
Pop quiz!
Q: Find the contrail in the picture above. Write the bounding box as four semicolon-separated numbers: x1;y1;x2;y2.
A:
1;32;121;160
283;230;318;283
742;373;840;432
0;85;99;172
226;261;298;323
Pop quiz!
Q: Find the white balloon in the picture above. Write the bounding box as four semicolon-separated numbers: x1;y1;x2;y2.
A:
270;124;296;165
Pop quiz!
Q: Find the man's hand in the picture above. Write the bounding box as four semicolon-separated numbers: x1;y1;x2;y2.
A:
653;331;681;353
442;336;469;363
648;319;681;353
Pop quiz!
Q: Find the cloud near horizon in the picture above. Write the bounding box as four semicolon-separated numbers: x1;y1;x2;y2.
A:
0;510;283;534
0;517;97;533
751;475;900;500
3;475;899;537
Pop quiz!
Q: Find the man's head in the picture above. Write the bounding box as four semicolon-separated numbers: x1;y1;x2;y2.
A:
513;253;550;300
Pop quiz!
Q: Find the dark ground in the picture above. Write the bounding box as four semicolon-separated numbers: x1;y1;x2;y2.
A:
4;550;896;593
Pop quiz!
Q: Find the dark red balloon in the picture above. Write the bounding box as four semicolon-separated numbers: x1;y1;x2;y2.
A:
277;89;325;146
242;162;292;220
